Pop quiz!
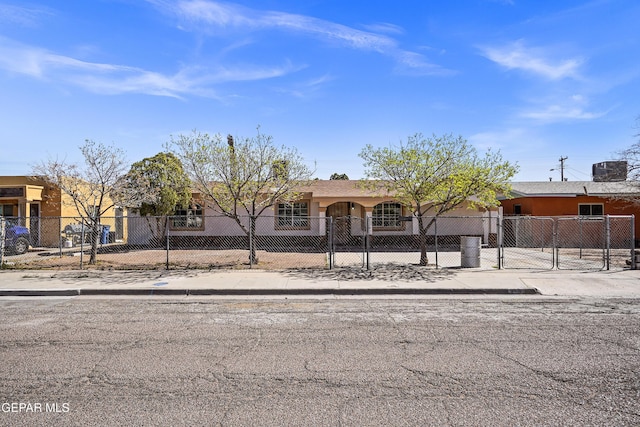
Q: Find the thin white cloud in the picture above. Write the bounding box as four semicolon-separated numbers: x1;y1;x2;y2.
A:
274;73;334;98
486;0;514;5
152;0;450;75
519;93;609;122
470;128;529;151
172;0;396;51
361;22;405;35
0;36;299;98
393;51;456;76
520;105;606;121
480;40;584;80
0;4;52;27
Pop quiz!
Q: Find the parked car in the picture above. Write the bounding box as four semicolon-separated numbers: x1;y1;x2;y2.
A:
3;223;31;255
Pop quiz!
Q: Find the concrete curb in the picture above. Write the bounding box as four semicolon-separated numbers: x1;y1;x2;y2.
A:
0;289;81;297
0;287;541;297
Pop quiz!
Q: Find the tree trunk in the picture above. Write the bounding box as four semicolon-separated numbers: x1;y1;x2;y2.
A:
249;215;258;265
418;215;429;266
89;221;100;265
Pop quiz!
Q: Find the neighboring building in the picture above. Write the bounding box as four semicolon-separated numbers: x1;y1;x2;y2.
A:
0;176;126;247
500;181;639;216
500;181;640;236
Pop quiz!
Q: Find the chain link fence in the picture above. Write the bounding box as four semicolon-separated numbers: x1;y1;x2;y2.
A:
0;214;635;271
500;215;635;270
501;216;555;269
367;215;495;268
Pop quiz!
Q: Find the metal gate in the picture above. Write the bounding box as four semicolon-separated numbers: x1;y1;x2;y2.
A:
556;217;606;270
329;216;367;268
500;215;635;270
501;216;555;269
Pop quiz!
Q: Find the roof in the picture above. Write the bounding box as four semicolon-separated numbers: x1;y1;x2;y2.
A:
507;181;640;198
302;180;392;198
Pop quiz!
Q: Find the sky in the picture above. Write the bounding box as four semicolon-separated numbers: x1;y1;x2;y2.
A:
1;0;639;182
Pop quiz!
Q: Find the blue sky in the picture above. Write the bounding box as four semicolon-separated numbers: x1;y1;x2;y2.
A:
1;0;639;181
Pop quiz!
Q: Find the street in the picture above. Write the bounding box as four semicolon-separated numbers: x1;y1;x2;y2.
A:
1;296;639;426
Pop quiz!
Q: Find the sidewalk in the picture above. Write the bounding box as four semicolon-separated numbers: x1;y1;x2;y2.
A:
0;267;639;298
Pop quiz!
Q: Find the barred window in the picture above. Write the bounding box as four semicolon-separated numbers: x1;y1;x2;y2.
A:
277;201;309;229
579;203;603;217
372;202;402;228
171;204;203;229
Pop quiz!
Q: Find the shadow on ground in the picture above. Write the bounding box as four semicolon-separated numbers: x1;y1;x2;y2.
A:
283;264;457;282
19;269;202;285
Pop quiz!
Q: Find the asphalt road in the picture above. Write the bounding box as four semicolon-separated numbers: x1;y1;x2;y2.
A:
1;296;639;426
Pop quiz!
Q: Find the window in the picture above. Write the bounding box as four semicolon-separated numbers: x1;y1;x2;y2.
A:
277;201;309;229
372;202;403;228
0;204;14;217
514;204;522;215
0;187;24;198
579;203;604;217
171;204;204;229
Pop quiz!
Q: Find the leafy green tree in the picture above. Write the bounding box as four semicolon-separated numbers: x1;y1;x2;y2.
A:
330;173;349;180
167;128;314;264
359;133;518;266
122;152;192;245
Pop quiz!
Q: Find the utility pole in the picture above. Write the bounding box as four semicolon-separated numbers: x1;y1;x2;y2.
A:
550;157;568;181
558;156;568;181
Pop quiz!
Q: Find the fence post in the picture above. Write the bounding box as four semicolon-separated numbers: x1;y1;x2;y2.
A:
553;219;558;269
0;217;5;267
434;217;439;268
366;216;371;270
497;208;502;269
166;216;170;270
80;220;85;269
58;217;62;258
605;215;611;271
632;215;636;270
328;216;333;270
249;216;253;269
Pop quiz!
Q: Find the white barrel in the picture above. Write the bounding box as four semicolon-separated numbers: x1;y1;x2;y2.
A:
461;236;481;268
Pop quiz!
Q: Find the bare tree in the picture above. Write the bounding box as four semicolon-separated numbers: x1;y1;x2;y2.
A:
612;115;640;205
32;140;146;264
618;116;640;182
167;128;314;264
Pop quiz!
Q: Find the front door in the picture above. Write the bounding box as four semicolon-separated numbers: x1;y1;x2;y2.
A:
29;204;40;246
115;208;124;240
327;203;350;245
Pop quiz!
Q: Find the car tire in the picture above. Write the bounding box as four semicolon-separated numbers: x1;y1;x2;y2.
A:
13;237;29;255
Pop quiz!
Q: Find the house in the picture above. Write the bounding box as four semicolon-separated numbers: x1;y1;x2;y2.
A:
500;181;639;216
499;181;640;238
129;180;498;247
0;176;126;247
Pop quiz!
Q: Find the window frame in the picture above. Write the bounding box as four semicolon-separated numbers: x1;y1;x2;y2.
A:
276;200;310;230
372;202;404;230
578;203;604;217
170;203;204;230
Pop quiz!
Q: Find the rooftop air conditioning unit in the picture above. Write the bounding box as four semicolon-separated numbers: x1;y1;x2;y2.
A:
592;161;627;182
